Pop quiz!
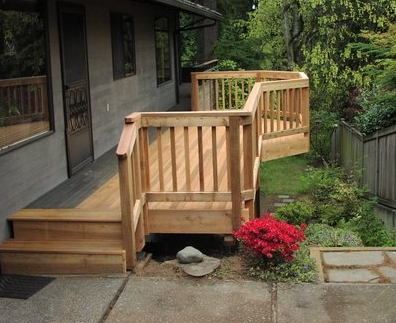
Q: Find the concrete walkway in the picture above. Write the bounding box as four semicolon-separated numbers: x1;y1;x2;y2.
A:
2;192;395;322
1;274;396;323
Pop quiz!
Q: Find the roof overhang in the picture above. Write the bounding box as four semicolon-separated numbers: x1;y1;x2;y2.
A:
147;0;223;21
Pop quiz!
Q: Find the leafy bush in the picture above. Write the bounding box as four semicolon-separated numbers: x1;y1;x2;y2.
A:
234;213;306;265
342;204;396;247
305;223;363;247
216;59;239;71
350;23;396;135
301;165;367;226
244;242;318;283
354;90;396;135
274;199;316;225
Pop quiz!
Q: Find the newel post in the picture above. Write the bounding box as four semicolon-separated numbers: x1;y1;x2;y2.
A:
117;153;137;269
191;72;199;111
116;122;138;269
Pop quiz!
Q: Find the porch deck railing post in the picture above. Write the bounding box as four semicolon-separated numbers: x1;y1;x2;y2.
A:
117;140;137;269
190;72;199;111
229;115;242;230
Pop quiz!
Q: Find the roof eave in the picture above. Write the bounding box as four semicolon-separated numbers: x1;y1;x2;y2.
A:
148;0;223;21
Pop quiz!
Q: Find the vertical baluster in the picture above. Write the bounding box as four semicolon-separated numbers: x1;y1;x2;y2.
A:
141;127;150;191
156;127;164;191
215;79;219;110
170;127;177;191
234;78;239;109
228;78;232;109
221;79;226;109
281;90;289;129
198;126;204;191
184;126;191;191
212;126;218;191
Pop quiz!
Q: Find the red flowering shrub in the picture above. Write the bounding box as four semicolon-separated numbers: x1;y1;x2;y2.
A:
234;213;306;265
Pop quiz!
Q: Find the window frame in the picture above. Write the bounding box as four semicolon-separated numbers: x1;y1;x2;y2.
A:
0;0;54;155
110;12;137;80
154;16;172;86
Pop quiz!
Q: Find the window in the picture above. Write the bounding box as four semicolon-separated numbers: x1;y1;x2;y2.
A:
155;17;171;85
0;1;51;152
111;12;136;79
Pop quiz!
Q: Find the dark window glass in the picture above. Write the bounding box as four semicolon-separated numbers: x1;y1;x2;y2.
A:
111;12;136;79
0;0;51;152
155;17;171;85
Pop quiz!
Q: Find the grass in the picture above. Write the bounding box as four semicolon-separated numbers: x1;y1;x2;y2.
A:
260;154;309;195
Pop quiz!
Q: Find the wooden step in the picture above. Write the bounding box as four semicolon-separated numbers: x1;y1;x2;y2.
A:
0;239;126;274
8;209;122;241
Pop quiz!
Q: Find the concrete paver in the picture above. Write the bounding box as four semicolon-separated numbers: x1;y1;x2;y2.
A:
105;277;273;323
0;276;125;323
378;266;396;283
326;268;380;283
277;283;396;323
386;251;396;263
323;251;385;266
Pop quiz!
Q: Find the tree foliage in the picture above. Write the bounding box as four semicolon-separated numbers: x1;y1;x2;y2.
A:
237;0;396;114
0;9;45;78
298;0;396;112
214;0;262;69
350;23;396;134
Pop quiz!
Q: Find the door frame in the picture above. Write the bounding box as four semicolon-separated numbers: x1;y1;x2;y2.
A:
58;2;94;176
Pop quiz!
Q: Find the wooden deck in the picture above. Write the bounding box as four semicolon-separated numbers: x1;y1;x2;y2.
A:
0;70;310;274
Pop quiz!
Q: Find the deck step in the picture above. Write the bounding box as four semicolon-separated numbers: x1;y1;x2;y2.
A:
0;239;126;274
8;209;122;241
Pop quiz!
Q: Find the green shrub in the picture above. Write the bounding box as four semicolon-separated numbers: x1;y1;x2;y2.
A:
342;204;396;247
301;165;368;226
273;199;316;225
243;243;318;283
305;223;363;247
354;99;396;135
299;165;343;201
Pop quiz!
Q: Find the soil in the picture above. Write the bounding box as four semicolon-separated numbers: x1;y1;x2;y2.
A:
133;194;290;280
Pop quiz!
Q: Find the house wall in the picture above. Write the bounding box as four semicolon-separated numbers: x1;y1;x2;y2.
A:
0;0;178;242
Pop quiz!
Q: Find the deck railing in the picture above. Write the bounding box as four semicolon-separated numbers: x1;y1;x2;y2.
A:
117;70;309;268
0;76;48;125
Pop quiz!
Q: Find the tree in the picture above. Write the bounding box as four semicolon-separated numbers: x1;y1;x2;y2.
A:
245;0;396;114
214;0;260;69
351;23;396;134
298;0;396;112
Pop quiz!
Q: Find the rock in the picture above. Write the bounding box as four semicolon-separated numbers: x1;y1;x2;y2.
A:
176;246;204;264
180;256;221;277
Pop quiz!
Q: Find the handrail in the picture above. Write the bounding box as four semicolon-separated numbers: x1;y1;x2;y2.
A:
117;70;309;269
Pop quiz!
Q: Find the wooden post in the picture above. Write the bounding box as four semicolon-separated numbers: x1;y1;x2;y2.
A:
229;116;242;231
116;123;138;269
118;154;137;269
191;73;199;111
243;120;254;221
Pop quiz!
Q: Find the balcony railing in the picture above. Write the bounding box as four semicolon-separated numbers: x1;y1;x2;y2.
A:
0;76;49;149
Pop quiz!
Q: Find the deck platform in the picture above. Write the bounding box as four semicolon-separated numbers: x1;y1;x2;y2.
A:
0;70;310;274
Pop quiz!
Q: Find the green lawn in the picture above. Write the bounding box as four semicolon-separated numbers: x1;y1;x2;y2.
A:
260;154;309;195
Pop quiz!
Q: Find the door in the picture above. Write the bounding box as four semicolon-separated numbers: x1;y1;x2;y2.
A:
59;4;93;176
